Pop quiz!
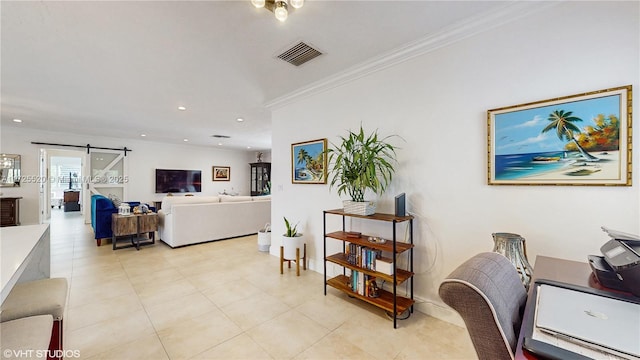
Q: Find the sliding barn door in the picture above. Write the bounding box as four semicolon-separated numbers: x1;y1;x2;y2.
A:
84;150;129;224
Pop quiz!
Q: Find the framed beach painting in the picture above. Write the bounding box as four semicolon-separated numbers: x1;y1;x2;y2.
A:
212;166;230;181
488;85;632;186
291;138;327;184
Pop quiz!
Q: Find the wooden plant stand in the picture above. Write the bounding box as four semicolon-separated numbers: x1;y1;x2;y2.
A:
280;244;306;276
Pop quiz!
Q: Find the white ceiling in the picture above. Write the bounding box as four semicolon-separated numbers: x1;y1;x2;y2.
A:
1;0;507;150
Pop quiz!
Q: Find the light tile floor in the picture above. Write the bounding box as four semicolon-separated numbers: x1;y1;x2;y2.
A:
49;209;476;359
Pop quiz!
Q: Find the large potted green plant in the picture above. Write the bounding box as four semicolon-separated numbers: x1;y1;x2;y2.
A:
326;125;398;215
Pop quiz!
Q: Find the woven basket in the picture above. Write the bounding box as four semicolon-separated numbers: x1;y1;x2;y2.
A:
343;200;376;216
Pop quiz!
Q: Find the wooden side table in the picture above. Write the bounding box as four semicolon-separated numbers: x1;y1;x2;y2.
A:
111;213;157;250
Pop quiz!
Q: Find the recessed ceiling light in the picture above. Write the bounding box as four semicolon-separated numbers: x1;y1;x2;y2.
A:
140;134;147;137
236;117;244;122
218;143;223;146
183;138;189;142
247;146;252;149
178;106;187;111
12;119;22;123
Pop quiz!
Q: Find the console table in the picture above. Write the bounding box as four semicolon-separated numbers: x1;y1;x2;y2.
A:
111;213;157;250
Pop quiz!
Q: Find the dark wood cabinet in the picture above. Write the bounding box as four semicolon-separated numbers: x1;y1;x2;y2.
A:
63;190;80;212
0;197;22;227
250;162;271;196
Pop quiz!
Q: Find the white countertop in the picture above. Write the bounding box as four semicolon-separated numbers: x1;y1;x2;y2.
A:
0;224;50;303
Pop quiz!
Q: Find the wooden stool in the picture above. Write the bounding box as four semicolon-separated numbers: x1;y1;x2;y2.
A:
280;244;306;276
1;278;68;360
1;315;53;360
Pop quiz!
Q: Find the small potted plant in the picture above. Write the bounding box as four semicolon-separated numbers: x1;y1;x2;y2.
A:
282;217;305;260
326;125;399;215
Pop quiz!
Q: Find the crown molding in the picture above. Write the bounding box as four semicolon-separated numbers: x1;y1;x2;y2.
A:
265;1;562;109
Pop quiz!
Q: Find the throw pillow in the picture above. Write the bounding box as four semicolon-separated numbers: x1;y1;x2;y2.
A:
108;193;122;208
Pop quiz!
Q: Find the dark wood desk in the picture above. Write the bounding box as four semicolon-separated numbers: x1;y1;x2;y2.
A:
515;255;621;359
63;190;80;212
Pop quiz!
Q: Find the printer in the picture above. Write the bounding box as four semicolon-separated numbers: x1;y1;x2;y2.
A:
588;227;640;297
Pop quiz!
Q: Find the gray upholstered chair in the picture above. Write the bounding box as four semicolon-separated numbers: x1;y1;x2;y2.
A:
1;315;53;360
1;278;68;360
439;252;527;360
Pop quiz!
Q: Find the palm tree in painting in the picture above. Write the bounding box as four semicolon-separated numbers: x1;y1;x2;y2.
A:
296;148;310;167
296;148;312;179
542;110;599;161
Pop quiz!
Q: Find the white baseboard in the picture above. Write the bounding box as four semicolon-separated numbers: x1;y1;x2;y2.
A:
307;258;316;272
413;297;465;328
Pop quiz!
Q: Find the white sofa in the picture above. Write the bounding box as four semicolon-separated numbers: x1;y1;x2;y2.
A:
158;195;271;248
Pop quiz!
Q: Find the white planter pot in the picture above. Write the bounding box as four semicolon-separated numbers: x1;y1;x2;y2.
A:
282;234;305;260
343;200;376;216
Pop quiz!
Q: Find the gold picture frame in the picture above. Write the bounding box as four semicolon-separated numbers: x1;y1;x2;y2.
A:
291;138;327;184
488;85;632;186
212;166;230;181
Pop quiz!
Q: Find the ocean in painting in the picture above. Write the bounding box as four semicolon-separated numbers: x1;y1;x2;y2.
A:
494;151;581;180
294;166;314;181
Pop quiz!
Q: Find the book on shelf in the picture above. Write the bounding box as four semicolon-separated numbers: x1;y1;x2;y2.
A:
350;270;378;297
346;244;382;270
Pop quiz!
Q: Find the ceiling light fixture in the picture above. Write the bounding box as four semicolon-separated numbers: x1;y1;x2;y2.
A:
12;119;22;123
177;106;187;111
236;117;244;122
1;157;14;168
274;1;288;22
252;0;303;22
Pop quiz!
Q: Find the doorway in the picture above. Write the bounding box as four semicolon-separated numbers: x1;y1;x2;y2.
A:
39;146;130;229
43;149;85;223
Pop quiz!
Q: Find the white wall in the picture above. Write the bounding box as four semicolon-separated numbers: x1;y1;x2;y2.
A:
270;1;639;324
0;127;266;225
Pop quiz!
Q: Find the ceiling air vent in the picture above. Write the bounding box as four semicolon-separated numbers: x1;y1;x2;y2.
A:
277;41;322;66
211;135;231;139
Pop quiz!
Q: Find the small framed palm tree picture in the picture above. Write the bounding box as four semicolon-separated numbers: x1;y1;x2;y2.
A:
291;138;327;184
487;85;631;186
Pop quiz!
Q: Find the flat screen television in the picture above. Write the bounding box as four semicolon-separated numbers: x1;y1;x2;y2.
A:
155;169;202;193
